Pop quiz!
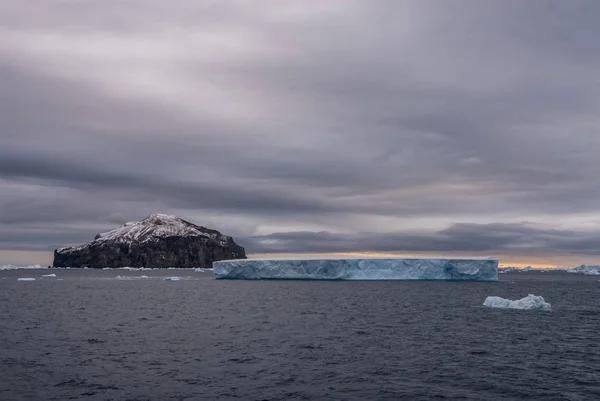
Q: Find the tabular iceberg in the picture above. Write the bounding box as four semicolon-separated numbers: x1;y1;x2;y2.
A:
213;258;498;281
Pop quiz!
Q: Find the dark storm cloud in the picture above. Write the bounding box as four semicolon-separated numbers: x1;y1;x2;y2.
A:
245;223;600;257
2;1;600;261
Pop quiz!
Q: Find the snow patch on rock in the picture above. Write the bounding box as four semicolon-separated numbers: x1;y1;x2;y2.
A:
58;214;231;253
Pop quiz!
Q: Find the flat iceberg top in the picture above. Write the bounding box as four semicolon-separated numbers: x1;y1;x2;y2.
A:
239;256;494;261
214;258;498;281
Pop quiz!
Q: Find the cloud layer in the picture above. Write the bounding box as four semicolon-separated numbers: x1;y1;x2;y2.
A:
2;1;600;265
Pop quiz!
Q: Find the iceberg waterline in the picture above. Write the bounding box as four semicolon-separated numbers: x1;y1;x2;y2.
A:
483;294;551;311
214;258;498;281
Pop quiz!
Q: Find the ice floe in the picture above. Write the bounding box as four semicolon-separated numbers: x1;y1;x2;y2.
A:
483;294;551;311
1;265;45;270
115;275;150;280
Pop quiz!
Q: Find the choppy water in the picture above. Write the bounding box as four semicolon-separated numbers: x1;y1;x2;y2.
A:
1;269;599;400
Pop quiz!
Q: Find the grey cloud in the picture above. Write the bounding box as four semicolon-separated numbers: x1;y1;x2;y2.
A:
2;1;600;263
245;223;600;257
0;224;102;252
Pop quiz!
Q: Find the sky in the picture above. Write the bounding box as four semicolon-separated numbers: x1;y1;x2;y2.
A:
2;0;600;267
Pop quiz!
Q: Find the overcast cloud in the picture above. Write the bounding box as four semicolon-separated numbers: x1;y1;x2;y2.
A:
2;1;600;265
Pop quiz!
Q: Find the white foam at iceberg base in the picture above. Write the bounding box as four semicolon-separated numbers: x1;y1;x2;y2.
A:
42;274;57;278
483;294;551;311
17;278;36;281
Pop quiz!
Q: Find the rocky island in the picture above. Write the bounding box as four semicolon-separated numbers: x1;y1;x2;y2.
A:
53;214;246;268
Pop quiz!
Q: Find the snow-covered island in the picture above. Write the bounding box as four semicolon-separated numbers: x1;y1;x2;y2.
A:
53;214;246;268
214;257;498;280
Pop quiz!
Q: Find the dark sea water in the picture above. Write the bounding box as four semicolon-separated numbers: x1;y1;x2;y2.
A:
1;269;599;401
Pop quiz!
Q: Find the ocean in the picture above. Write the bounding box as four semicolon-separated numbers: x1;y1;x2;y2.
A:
1;269;599;400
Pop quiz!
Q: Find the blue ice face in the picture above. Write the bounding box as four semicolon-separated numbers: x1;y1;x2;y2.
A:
213;258;498;281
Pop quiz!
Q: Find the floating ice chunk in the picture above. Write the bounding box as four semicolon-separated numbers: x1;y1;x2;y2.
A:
102;267;112;270
1;265;46;270
567;265;600;275
116;275;150;280
164;276;182;281
214;258;498;281
499;266;533;273
41;274;57;278
18;278;36;281
483;294;551;311
194;268;206;272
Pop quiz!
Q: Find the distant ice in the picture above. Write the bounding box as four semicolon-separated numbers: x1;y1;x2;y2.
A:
1;265;45;270
164;276;182;281
41;273;57;278
483;294;551;311
115;275;150;280
17;278;36;281
499;265;600;275
499;266;533;273
194;268;206;272
567;265;600;275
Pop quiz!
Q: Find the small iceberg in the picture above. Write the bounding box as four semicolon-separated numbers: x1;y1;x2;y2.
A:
116;275;150;280
41;273;57;278
567;265;600;275
18;278;36;281
194;268;206;272
483;294;551;311
164;276;182;281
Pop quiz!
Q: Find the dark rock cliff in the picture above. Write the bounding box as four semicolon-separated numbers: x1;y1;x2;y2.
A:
53;214;246;268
